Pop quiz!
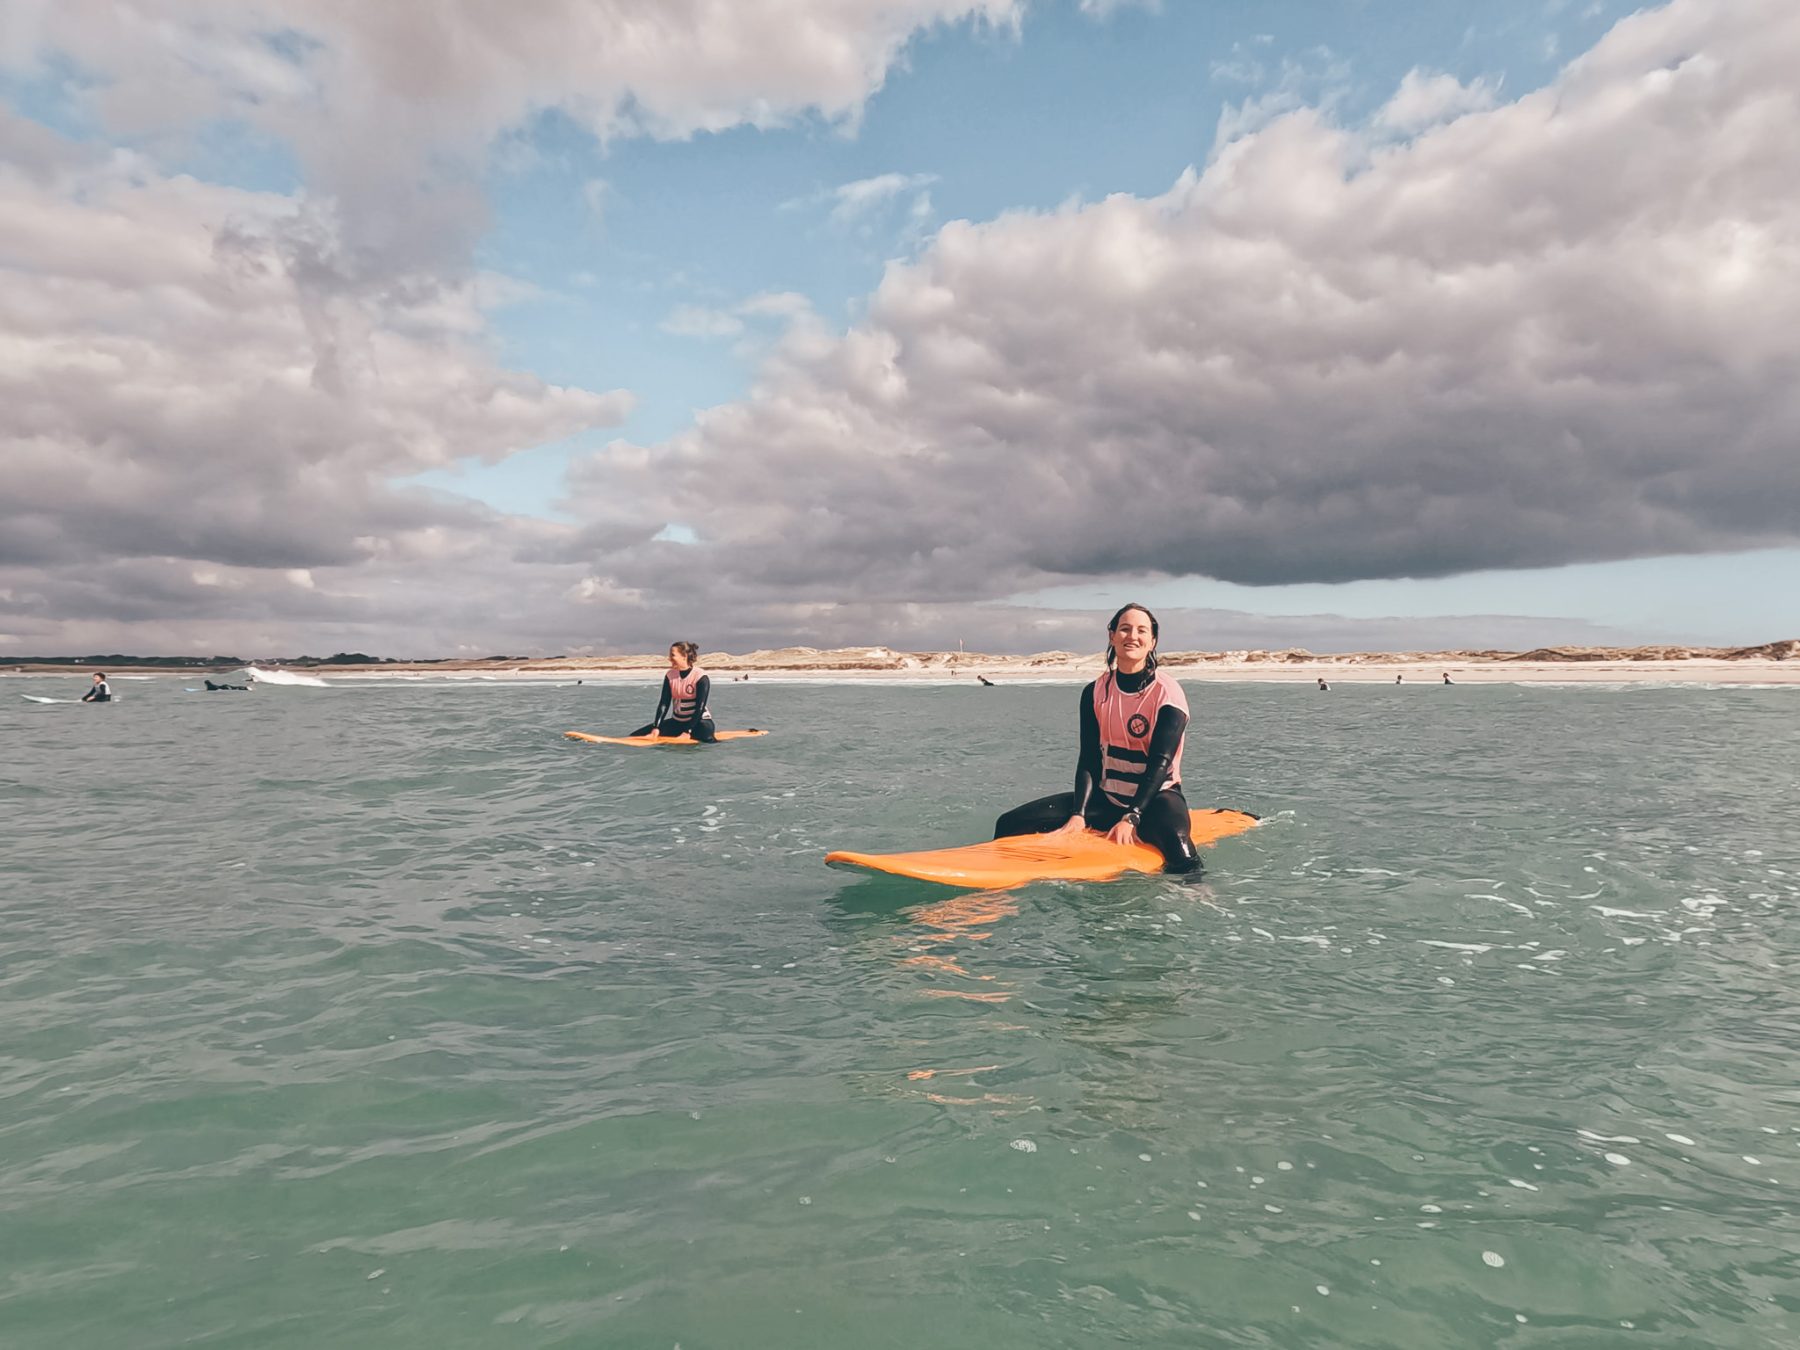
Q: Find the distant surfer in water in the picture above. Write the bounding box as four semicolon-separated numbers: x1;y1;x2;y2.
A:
81;672;112;703
630;641;718;743
977;674;996;687
1317;677;1330;691
204;680;249;691
992;603;1201;873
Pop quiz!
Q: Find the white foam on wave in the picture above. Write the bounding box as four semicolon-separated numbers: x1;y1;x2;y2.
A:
1419;940;1497;953
1469;892;1534;916
244;665;330;687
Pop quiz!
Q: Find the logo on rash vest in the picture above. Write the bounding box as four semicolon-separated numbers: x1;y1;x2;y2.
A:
1127;713;1150;737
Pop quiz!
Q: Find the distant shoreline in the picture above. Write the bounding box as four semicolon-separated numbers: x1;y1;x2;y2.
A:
6;641;1797;685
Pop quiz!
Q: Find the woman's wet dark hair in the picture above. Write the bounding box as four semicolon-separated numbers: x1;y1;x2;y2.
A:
1104;604;1159;675
671;640;700;667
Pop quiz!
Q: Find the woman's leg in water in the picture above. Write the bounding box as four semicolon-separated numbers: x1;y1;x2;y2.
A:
994;793;1079;839
692;719;718;744
1139;788;1201;873
628;723;657;737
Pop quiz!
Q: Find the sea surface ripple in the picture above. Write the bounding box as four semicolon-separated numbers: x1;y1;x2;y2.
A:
3;678;1798;1348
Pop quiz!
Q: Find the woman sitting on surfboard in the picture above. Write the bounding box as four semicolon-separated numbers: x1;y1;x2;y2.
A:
993;604;1201;873
628;641;717;743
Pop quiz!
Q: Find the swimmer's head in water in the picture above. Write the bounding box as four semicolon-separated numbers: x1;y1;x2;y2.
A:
1105;604;1159;674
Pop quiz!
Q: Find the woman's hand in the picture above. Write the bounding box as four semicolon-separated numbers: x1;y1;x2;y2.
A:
1106;818;1139;847
1052;815;1088;836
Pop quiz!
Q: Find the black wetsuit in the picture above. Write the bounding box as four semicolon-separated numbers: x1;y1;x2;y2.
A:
81;681;111;703
994;667;1200;873
629;671;717;742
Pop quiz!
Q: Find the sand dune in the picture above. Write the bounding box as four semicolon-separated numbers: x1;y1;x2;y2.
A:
11;639;1796;684
328;639;1800;684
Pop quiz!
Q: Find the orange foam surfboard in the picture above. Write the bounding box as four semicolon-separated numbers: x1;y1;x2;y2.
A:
824;808;1259;888
564;729;768;747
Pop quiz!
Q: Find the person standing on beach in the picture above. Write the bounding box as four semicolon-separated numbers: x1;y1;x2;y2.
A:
81;672;111;702
992;604;1201;873
629;641;717;743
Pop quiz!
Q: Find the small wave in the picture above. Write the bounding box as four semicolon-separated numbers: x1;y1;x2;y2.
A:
1419;939;1498;953
244;666;330;687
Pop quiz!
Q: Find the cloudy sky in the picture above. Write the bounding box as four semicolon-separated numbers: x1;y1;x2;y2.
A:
3;0;1795;657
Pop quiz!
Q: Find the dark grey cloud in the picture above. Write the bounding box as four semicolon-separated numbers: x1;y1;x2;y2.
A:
568;0;1800;616
0;121;629;617
0;562;1629;657
5;0;1792;658
0;0;1035;656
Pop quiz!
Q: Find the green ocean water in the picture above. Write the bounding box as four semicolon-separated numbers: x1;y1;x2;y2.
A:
4;675;1799;1349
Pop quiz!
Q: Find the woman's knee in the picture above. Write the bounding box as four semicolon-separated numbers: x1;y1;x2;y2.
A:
995;794;1072;839
993;804;1034;839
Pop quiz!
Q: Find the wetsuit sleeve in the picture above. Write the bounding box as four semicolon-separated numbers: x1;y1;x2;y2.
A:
1125;704;1188;816
1070;682;1101;818
652;675;672;725
676;674;711;733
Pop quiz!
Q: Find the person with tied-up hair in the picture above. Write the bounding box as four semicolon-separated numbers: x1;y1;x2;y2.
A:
991;603;1201;873
628;641;718;743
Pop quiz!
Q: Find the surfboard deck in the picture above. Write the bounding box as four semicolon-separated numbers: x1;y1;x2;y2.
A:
824;808;1259;888
564;729;768;747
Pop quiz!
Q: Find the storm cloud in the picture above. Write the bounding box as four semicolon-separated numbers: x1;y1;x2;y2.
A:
0;111;629;569
572;0;1800;604
3;0;1795;656
0;1;1025;655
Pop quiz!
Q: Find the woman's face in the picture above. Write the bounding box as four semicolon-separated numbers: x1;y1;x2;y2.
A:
668;645;685;670
1109;609;1156;670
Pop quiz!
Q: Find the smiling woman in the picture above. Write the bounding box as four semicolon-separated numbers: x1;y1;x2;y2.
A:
991;602;1204;872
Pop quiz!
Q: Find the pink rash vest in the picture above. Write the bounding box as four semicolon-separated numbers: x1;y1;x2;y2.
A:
1093;669;1188;807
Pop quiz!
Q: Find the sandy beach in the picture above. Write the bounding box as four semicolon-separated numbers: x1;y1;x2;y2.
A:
429;652;1800;684
302;637;1800;684
16;641;1794;685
